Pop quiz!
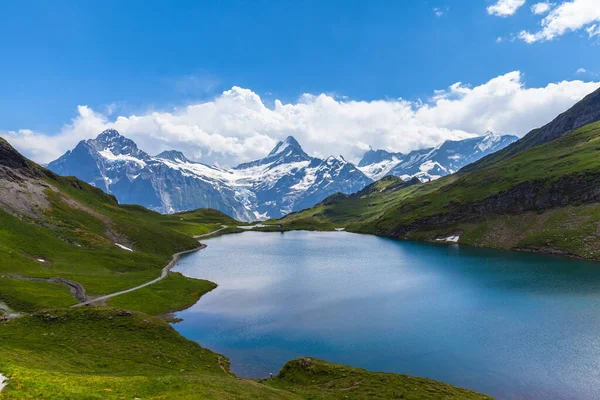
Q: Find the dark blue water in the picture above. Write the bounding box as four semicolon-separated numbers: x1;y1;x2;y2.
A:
173;231;600;399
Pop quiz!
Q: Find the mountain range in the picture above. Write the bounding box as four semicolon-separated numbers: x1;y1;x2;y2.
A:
280;87;600;260
357;132;517;180
47;130;517;221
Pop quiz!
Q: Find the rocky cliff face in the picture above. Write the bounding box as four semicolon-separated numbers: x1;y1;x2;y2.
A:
385;172;600;238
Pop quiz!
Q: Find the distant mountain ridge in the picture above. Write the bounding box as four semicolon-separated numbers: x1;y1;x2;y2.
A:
48;133;372;221
357;132;518;181
47;129;518;221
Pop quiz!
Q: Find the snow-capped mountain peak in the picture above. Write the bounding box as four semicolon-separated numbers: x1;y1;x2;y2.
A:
358;132;518;182
236;135;311;169
95;128;121;142
87;129;148;159
47;129;516;221
48;130;372;222
268;136;302;156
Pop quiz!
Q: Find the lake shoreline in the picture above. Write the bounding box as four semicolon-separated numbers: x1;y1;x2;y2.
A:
172;230;600;399
237;224;600;263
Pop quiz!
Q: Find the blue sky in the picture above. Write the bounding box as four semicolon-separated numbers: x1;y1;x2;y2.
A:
1;0;599;165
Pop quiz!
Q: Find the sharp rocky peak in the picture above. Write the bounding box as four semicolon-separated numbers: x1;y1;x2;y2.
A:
96;129;122;141
358;148;400;167
86;129;148;159
236;135;311;169
267;135;303;157
156;150;189;163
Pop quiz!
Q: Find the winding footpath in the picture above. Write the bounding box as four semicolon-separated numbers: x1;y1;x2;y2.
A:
72;225;228;307
8;275;90;303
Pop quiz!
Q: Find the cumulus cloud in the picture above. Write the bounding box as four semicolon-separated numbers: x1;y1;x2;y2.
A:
576;68;587;74
519;0;600;42
2;72;599;166
531;2;554;14
487;0;527;17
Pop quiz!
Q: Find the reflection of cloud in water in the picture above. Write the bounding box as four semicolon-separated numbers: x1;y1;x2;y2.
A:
173;231;600;400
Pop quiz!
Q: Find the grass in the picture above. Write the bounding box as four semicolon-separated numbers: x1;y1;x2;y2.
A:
0;165;235;316
0;308;490;399
0;279;76;313
267;357;492;400
0;308;295;400
108;272;217;316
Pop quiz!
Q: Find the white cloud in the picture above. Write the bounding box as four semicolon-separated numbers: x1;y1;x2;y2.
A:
531;2;554;14
519;0;600;42
415;72;598;136
487;0;527;17
576;68;587;74
3;72;599;166
433;8;444;17
587;24;600;38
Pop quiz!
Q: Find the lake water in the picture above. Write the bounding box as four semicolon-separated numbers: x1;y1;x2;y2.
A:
172;231;600;399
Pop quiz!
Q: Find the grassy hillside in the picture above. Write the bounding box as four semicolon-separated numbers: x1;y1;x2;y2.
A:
0;135;240;316
0;137;491;398
281;121;600;260
0;308;491;400
0;173;216;315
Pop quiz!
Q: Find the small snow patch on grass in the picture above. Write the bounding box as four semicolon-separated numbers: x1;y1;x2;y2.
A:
436;235;460;243
115;243;133;252
237;224;266;230
37;258;47;263
0;373;8;392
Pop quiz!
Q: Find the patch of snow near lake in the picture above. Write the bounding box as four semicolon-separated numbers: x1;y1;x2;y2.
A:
0;374;8;392
37;258;47;263
335;228;345;231
237;224;267;230
115;243;133;252
436;235;460;243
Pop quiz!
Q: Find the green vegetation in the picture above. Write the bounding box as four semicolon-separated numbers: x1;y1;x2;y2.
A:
280;121;600;260
0;163;234;315
0;308;292;400
122;205;240;237
0;308;489;399
0;279;75;313
108;272;217;316
267;357;492;400
280;175;452;230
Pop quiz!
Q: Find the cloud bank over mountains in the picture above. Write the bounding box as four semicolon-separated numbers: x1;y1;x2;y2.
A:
3;71;599;167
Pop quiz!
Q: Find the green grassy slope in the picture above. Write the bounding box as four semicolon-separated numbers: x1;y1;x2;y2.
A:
268;357;491;400
0;135;239;315
0;308;490;400
281;121;600;260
